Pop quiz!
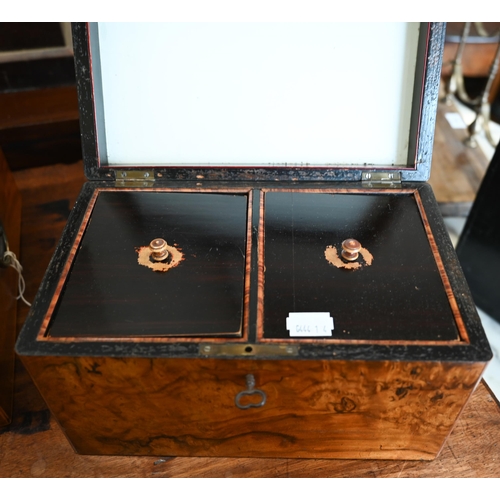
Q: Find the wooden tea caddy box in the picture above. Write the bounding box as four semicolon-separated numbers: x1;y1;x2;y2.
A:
16;22;492;460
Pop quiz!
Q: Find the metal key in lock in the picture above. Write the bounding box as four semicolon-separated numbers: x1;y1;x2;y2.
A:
235;374;267;409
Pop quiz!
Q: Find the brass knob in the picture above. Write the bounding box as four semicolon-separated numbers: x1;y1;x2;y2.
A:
341;239;361;262
149;238;169;261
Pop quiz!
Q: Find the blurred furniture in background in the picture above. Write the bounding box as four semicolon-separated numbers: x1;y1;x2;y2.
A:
443;22;500;106
0;22;81;171
442;22;500;148
0;148;22;427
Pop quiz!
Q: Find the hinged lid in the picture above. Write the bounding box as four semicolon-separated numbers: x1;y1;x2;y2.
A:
72;22;445;182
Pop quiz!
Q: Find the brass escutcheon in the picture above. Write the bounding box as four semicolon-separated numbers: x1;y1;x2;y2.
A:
341;238;361;262
149;238;169;261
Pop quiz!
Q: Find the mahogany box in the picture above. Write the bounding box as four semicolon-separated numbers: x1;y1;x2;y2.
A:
16;22;492;460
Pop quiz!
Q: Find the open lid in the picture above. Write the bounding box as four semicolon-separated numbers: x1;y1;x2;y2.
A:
72;22;445;182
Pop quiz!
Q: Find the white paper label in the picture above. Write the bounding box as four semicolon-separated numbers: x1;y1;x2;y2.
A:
286;312;334;337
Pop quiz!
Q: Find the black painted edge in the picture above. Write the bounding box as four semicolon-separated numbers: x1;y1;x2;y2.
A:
71;23;106;181
415;183;492;360
15;181;492;363
15;181;96;356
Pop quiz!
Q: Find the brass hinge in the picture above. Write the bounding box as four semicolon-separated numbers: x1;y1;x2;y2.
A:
361;172;401;188
113;170;155;187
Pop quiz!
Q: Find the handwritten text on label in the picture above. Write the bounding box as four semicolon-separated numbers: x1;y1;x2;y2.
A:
286;312;334;337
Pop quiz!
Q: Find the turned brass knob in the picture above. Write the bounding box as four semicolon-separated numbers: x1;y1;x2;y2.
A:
149;238;169;261
341;239;361;262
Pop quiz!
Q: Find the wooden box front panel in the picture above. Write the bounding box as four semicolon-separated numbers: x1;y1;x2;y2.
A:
23;355;484;460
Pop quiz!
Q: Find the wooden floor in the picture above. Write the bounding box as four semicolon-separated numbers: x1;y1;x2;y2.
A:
1;92;499;477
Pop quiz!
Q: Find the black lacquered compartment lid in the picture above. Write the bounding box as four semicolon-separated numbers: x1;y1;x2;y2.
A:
261;189;461;342
42;189;252;341
72;22;445;182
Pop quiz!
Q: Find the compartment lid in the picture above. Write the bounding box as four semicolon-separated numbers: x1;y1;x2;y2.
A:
73;22;445;182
